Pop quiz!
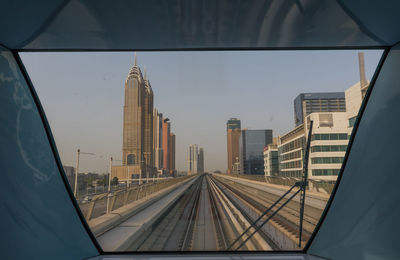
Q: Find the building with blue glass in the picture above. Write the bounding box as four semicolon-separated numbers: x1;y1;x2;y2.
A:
239;129;273;175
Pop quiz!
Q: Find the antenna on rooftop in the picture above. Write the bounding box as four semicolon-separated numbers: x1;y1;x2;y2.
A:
134;52;137;66
358;52;367;88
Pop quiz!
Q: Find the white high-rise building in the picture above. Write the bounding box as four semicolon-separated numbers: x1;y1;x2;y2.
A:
188;144;199;174
153;109;163;173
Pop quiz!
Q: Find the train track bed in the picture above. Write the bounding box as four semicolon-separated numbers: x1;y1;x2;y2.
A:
128;174;274;251
212;175;323;249
129;176;203;251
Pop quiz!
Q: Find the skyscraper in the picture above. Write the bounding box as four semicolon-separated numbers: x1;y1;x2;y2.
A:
153;109;163;173
143;69;154;177
239;129;273;175
293;92;346;126
117;54;156;180
113;54;172;181
169;133;176;175
188;144;199;174
187;144;204;174
198;148;204;174
122;53;145;177
227;118;241;174
227;118;241;130
162;118;171;172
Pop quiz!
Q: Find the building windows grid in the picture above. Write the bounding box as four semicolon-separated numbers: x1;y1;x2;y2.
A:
311;157;344;164
311;133;348;141
279;137;305;154
280;159;302;169
312;169;341;176
280;150;302;161
311;145;348;153
280;170;302;178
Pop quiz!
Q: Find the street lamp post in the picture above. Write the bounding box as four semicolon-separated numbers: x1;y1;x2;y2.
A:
107;157;113;213
74;149;80;197
74;149;95;198
108;157;113;192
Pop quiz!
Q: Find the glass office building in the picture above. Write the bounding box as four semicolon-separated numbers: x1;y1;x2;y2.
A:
239;129;273;175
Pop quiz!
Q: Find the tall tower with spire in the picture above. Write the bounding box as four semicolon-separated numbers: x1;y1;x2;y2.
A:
112;53;162;181
122;53;145;173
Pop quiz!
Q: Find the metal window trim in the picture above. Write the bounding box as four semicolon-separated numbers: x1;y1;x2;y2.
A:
12;51;103;255
304;46;391;252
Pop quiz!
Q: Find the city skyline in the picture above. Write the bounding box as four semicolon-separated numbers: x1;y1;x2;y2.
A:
113;55;176;181
21;50;383;173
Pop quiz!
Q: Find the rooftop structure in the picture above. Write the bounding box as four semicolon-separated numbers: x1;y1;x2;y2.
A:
294;92;346;126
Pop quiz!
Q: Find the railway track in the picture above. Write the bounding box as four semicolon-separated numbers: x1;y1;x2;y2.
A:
211;175;322;248
130;175;203;251
207;175;272;251
128;173;312;251
129;174;233;251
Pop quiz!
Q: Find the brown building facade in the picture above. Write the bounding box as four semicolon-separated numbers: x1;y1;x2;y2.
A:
113;54;175;181
162;118;170;171
122;56;144;167
143;72;154;177
226;118;241;174
227;128;241;174
120;55;154;180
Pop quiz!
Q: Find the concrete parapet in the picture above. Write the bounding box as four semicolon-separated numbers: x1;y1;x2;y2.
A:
88;175;196;237
94;176;199;251
83;176;192;221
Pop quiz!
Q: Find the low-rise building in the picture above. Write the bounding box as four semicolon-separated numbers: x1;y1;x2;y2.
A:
277;112;349;181
306;112;349;181
263;140;279;177
111;165;141;183
278;124;306;178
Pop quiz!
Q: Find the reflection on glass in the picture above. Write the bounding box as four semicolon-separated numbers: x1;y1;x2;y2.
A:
21;50;382;252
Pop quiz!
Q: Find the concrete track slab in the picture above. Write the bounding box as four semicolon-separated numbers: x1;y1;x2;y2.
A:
193;179;217;251
215;175;329;210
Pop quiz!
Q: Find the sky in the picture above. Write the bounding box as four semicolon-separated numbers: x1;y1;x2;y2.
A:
20;50;383;173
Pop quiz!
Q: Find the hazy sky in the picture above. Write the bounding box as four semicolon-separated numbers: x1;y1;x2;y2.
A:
21;50;383;173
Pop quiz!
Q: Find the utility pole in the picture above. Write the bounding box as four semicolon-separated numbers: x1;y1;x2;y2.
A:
107;157;113;213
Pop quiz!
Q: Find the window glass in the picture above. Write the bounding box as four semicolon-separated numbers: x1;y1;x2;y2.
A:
0;48;98;259
348;116;357;127
21;50;382;252
309;44;400;260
